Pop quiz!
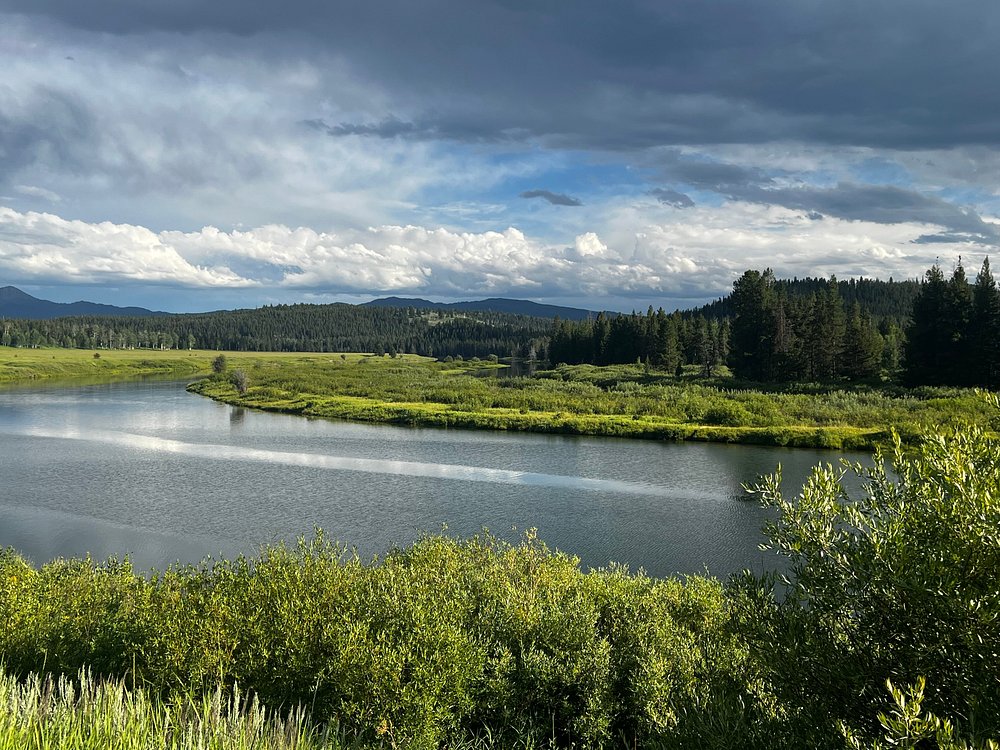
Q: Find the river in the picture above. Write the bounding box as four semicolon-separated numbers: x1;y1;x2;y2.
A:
0;378;863;578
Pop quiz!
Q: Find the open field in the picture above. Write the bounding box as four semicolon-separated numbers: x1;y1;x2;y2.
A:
0;347;347;384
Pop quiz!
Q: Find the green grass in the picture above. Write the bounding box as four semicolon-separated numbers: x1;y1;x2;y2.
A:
188;356;994;450
0;670;341;750
0;347;211;383
0;347;375;384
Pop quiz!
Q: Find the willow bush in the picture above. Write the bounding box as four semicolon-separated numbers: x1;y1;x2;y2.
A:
0;532;757;748
735;397;1000;747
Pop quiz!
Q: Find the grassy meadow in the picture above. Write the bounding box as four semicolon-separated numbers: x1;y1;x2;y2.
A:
188;354;994;450
0;347;351;384
0;347;211;383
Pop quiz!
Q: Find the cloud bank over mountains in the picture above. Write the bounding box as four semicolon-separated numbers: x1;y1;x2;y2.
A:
0;205;964;309
1;1;999;310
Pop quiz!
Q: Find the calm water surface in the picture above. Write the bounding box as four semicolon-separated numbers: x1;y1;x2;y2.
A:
0;379;863;578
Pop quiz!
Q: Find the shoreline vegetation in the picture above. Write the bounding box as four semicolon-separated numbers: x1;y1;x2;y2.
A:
187;352;992;451
0;346;993;450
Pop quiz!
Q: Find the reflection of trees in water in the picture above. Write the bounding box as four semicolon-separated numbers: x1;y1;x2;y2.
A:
477;358;542;379
230;407;246;426
507;358;540;378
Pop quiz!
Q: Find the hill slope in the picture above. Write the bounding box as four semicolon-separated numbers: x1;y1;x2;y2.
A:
364;296;599;321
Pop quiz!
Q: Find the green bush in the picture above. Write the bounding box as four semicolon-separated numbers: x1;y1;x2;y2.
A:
737;398;1000;746
0;533;753;748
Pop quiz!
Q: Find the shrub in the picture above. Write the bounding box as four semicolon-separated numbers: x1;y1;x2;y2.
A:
0;533;751;748
702;401;753;427
738;395;1000;745
230;369;249;395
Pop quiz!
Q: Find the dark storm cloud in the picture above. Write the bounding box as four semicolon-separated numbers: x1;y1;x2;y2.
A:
303;116;528;145
656;150;774;191
520;190;582;207
0;89;97;178
648;188;694;208
304;117;421;139
8;0;1000;150
655;150;1000;243
737;184;1000;244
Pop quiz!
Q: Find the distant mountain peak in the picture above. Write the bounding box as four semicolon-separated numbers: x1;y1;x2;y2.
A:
0;285;36;301
0;286;163;319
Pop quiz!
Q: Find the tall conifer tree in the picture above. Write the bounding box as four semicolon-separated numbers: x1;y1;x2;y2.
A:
971;258;1000;387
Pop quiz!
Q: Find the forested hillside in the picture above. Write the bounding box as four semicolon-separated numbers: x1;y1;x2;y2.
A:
0;304;551;359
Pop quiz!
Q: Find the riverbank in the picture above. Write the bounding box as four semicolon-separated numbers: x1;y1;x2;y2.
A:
186;355;992;450
2;347;989;450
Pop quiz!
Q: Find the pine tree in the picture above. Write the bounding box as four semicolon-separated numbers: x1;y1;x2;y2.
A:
729;269;777;380
904;265;949;386
943;260;973;384
842;303;884;381
971;258;1000;388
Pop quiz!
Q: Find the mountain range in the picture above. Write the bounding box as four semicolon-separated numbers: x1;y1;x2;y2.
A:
0;286;163;320
0;286;598;321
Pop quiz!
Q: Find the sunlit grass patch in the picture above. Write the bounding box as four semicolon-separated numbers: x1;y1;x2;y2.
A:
184;356;985;449
0;670;340;750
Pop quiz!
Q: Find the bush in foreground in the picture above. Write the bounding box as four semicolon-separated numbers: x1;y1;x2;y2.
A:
737;395;1000;747
0;532;761;748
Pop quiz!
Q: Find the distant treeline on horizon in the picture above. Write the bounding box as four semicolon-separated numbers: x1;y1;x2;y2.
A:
2;264;996;388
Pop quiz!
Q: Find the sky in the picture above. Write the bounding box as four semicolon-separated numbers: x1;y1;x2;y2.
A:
2;1;1000;313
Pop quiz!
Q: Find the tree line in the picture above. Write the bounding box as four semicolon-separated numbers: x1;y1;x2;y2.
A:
548;308;730;375
548;260;1000;389
547;276;904;384
727;270;898;383
727;259;1000;387
0;304;551;360
903;258;1000;387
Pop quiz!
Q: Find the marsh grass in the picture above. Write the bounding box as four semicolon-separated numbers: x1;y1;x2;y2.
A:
188;357;993;449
